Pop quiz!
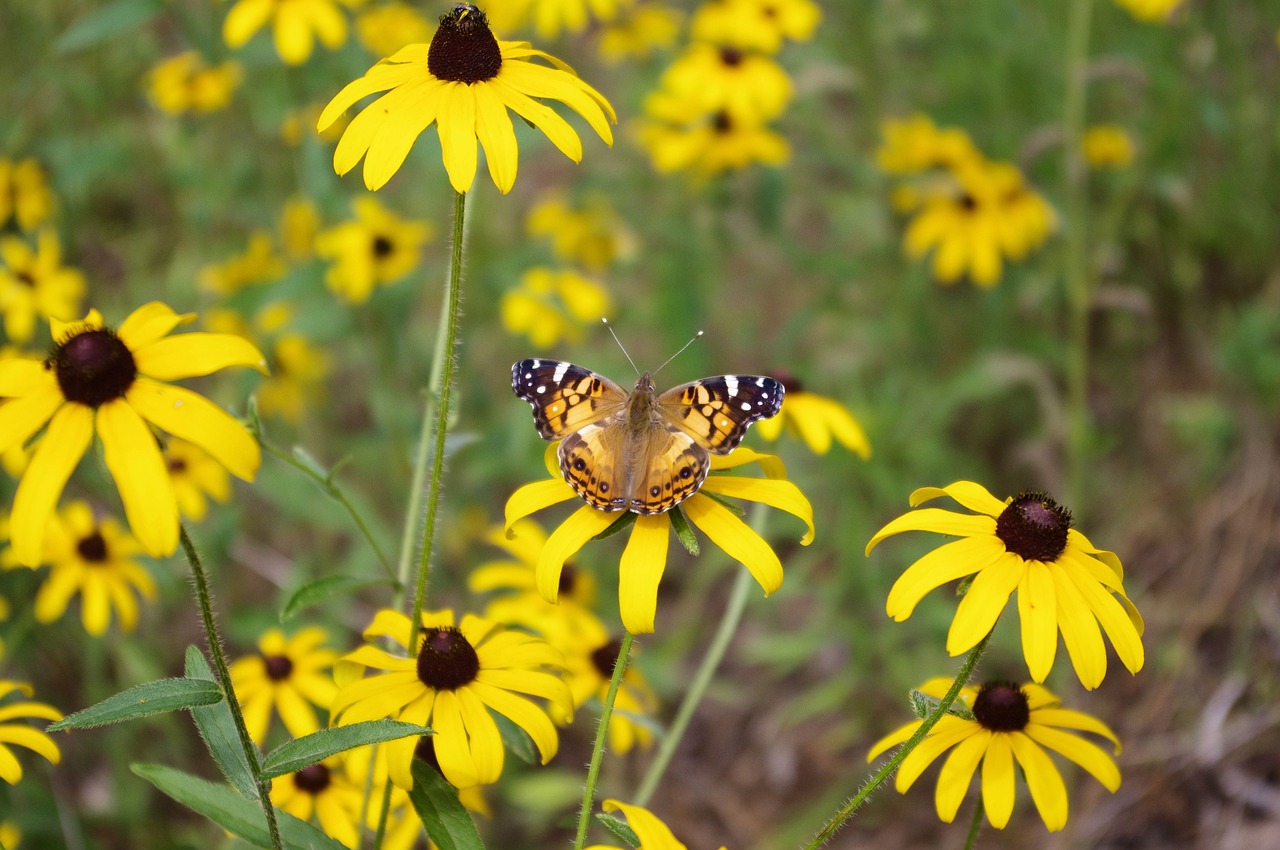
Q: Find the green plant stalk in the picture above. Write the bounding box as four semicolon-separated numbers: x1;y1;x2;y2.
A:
802;631;993;850
180;526;283;850
962;798;986;850
573;631;636;850
1062;0;1095;507
407;189;468;650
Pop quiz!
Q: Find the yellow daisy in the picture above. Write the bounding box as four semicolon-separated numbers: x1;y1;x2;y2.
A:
196;231;286;296
0;820;19;848
315;196;433;304
270;756;364;848
639;105;789;178
0;680;62;785
467;518;598;611
525;193;635;272
651;43;793;124
0;230;86;344
586;799;728;850
501;267;614;349
1082;125;1136;170
505;446;813;634
223;0;353;66
0;302;266;564
754;372;871;457
355;1;434;58
330;608;571;790
597;3;683;65
866;482;1144;690
868;678;1121;831
0;158;56;233
875;114;981;175
317;3;616;193
229;626;340;746
144;52;242;115
690;0;821;53
487;0;627;40
164;437;232;522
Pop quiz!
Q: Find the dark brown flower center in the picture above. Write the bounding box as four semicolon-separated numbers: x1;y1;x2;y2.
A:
16;270;35;288
48;327;137;408
417;626;480;690
371;235;395;259
958;192;979;211
428;4;502;84
293;763;331;794
77;531;109;563
972;682;1030;732
995;491;1072;562
712;110;733;133
590;639;625;679
559;563;578;597
167;456;188;473
720;47;745;67
263;654;294;681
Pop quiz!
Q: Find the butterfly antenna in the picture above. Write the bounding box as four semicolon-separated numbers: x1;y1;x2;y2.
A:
602;318;641;377
653;330;705;377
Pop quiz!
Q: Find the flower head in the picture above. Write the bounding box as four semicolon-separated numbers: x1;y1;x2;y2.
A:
223;0;352;65
164;437;232;522
505;446;813;633
230;627;340;745
876;114;980;175
585;799;728;850
270;757;364;848
525;193;635;272
331;608;571;789
867;482;1144;689
0;680;62;784
315;196;432;303
690;0;820;53
318;4;616;193
652;43;793;124
145;52;242;115
501;267;614;349
868;678;1121;831
639;103;789;178
755;372;871;457
487;0;627;40
597;4;683;65
1082;125;1136;170
0;230;86;344
0;158;56;233
197;231;286;296
0;302;267;563
355;1;433;58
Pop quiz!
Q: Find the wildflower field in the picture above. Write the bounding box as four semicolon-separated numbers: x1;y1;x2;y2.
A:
1;1;1277;848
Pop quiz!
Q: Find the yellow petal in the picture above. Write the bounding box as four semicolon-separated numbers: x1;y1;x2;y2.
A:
0;391;64;454
223;0;273;48
437;83;478;195
456;685;504;784
430;690;482;788
470;681;559;764
1029;707;1120;751
1009;732;1069;831
133;333;268;379
116;302;195;350
473;81;519;193
318;63;419;132
503;479;577;534
0;358;56;397
700;476;815;545
362;79;445;191
909;481;1008;516
945;551;1023;655
885;536;1004;621
599;801;684;849
126;378;260;481
683;494;783;595
1060;561;1145;676
1017;560;1058;682
489;77;582;162
1024;723;1121;791
710;446;787;479
1052;566;1107;689
618;514;669;634
865;508;994;556
866;720;921;762
10;403;93;566
980;733;1016;828
935;730;988;823
813;395;872;457
98;399;179;558
894;718;973;791
535;506;615;603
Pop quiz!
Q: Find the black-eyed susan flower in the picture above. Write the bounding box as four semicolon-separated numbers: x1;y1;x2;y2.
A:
144;52;242;115
586;799;728;850
487;0;627;40
868;678;1121;832
270;757;363;848
317;3;616;193
196;231;286;295
501;267;614;349
0;230;86;344
505;446;813;634
0;303;267;564
0;158;56;233
525;193;635;272
690;0;820;53
639;104;789;178
875;114;980;175
229;626;340;745
1082;125;1136;170
1113;0;1184;23
755;373;871;458
0;680;62;784
330;608;571;790
651;43;792;125
315;196;432;304
223;0;353;66
164;437;232;522
468;518;598;612
867;482;1144;690
355;1;433;58
597;3;683;65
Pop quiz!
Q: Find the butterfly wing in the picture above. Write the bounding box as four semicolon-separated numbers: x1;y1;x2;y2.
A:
628;429;710;514
657;375;784;455
512;359;629;440
557;423;630;511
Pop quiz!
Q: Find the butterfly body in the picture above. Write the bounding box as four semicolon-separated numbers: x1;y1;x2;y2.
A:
512;359;783;515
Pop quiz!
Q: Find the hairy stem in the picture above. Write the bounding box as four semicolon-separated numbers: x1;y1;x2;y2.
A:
573;631;636;850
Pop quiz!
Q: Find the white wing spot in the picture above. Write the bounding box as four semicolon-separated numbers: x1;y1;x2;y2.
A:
552;362;571;383
536;385;546;394
725;375;739;397
741;402;752;410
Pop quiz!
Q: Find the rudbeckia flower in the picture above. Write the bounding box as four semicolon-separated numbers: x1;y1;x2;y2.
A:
1082;125;1136;170
145;52;242;115
525;193;635;272
639;105;789;178
505;446;813;634
500;267;614;349
754;372;871;457
0;158;56;233
0;680;62;784
597;4;683;65
315;196;433;304
164;438;232;522
318;4;616;193
586;799;728;850
0;303;267;564
270;757;363;848
867;482;1144;689
467;518;598;612
875;114;980;175
223;0;353;66
690;0;820;53
486;0;627;40
0;229;86;344
229;627;340;745
330;608;571;790
868;678;1121;831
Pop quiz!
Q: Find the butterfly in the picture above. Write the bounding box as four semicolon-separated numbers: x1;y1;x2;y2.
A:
512;359;784;514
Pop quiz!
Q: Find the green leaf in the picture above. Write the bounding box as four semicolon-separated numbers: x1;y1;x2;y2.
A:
668;505;700;556
185;646;259;799
408;761;487;850
132;763;348;850
594;511;636;541
596;812;641;848
48;677;222;731
493;712;537;766
280;575;396;621
261;720;433;780
55;0;164;54
291;445;331;480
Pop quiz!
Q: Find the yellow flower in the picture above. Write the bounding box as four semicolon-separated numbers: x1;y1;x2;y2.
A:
651;43;793;124
585;799;728;850
230;627;340;746
0;158;56;233
468;518;599;611
0;302;266;563
331;608;571;789
145;52;242;115
597;3;683;65
505;446;813;634
754;373;871;457
868;679;1121;831
0;820;19;849
876;114;980;175
318;4;616;193
1113;0;1184;23
6;500;157;636
525;193;635;272
0;230;86;344
902;158;1056;287
197;231;287;296
279;196;321;261
690;0;820;53
270;756;364;848
355;1;433;58
223;0;353;65
164;437;232;522
0;680;62;784
487;0;627;40
867;482;1144;689
1082;125;1136;170
501;267;613;349
315;196;432;304
639;104;789;178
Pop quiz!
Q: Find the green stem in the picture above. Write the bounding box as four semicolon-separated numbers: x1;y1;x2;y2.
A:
1062;0;1095;507
962;798;986;850
573;631;635;850
406;190;468;650
180;526;283;850
802;631;993;850
633;562;754;806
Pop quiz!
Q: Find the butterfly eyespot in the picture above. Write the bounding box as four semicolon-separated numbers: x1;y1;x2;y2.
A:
650;486;661;497
679;466;692;479
573;458;587;471
599;482;609;492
